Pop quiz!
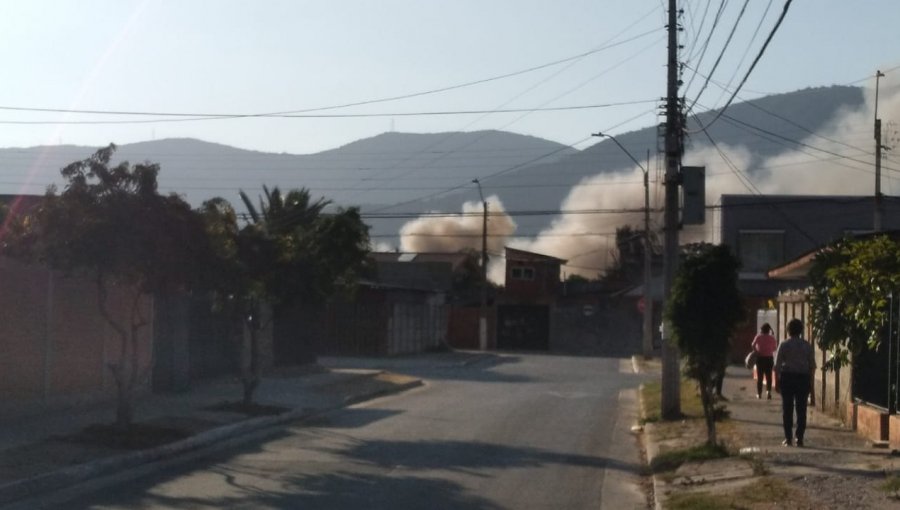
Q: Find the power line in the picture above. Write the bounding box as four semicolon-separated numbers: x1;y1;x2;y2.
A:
684;62;874;157
336;28;667;203
682;0;727;94
686;0;751;115
0;101;656;125
0;28;664;122
710;0;775;108
687;0;794;133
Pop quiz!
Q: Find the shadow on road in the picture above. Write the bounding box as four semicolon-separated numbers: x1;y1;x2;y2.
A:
330;438;641;474
106;469;507;510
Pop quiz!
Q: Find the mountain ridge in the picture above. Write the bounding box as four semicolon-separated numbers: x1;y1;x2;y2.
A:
0;85;868;245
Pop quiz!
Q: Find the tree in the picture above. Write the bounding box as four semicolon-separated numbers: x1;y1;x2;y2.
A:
809;235;900;370
5;145;210;429
600;226;657;291
199;186;370;407
664;243;744;446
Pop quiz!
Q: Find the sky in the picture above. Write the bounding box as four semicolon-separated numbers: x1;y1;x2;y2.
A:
2;0;900;155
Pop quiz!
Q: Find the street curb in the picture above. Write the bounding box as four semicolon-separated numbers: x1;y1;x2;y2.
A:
0;374;423;507
342;379;425;406
636;383;664;510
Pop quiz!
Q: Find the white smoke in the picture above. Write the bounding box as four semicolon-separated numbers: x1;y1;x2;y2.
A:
398;76;900;282
399;195;517;258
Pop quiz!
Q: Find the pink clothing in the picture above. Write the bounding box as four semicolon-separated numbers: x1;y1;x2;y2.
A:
752;333;777;357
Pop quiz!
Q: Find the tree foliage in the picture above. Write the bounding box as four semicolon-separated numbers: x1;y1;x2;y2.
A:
5;145;210;428
664;243;744;446
200;186;370;406
809;235;900;370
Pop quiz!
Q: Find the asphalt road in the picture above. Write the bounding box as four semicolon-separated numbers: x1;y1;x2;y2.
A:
51;353;652;510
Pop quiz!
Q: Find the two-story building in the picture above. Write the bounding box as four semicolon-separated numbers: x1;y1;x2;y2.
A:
494;247;565;350
720;194;900;360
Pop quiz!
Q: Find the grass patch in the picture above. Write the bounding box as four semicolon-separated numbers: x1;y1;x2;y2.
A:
650;442;729;473
666;477;802;510
640;378;706;424
881;474;900;493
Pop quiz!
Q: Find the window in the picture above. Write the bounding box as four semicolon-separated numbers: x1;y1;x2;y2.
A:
510;266;535;280
738;230;784;273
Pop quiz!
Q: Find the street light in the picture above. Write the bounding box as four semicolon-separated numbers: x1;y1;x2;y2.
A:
472;179;489;351
593;132;654;359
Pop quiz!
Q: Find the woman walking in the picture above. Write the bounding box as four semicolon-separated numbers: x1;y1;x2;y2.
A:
774;318;816;447
752;323;777;399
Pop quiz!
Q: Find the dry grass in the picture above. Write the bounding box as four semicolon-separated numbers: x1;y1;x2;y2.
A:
665;477;816;510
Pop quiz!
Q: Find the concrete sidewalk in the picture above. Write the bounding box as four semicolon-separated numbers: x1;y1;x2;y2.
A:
0;361;426;508
644;364;900;509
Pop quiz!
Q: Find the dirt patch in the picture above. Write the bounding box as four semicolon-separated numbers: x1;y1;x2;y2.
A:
315;372;420;400
0;417;216;486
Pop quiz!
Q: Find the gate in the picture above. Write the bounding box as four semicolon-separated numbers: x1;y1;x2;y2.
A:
496;305;549;351
852;292;900;412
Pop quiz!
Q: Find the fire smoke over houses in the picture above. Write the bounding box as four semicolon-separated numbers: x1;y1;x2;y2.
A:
397;79;900;281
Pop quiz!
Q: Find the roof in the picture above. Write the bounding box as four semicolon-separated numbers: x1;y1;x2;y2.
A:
766;229;900;280
766;250;820;280
369;252;471;271
504;246;567;264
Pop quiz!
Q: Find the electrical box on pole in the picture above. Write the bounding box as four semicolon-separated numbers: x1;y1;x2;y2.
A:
681;166;705;225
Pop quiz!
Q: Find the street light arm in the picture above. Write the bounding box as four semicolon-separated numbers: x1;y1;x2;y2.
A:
593;132;648;174
472;178;486;204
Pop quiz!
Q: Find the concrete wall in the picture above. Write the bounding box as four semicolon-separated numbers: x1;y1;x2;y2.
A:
0;257;153;413
314;287;448;356
550;299;642;357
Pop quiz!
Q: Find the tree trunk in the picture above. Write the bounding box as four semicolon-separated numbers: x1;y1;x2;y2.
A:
699;376;718;446
97;275;139;431
241;316;261;407
115;380;134;430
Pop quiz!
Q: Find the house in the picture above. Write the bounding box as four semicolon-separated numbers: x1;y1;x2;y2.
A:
767;230;900;446
493;247;566;351
295;252;461;357
503;247;564;301
720;194;900;361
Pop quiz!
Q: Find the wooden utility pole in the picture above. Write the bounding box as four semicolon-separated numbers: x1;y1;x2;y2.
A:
661;0;682;419
875;70;885;231
643;151;654;358
473;179;489;350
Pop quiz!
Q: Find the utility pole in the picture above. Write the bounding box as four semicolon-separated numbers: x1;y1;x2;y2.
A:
661;0;682;419
875;69;885;231
591;132;655;359
473;179;489;351
643;150;654;359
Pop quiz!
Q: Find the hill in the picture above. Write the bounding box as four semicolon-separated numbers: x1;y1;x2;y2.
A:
0;130;575;209
0;85;867;248
366;85;866;242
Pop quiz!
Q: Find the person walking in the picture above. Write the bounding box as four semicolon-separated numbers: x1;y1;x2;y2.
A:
752;323;778;399
774;318;816;447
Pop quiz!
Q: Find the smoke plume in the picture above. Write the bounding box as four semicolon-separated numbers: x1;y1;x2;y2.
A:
398;76;900;282
399;195;517;256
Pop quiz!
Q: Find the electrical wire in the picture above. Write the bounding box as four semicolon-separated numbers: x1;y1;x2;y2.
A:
682;0;727;95
709;0;775;108
686;0;794;134
686;0;750;115
0;101;655;125
0;28;664;123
